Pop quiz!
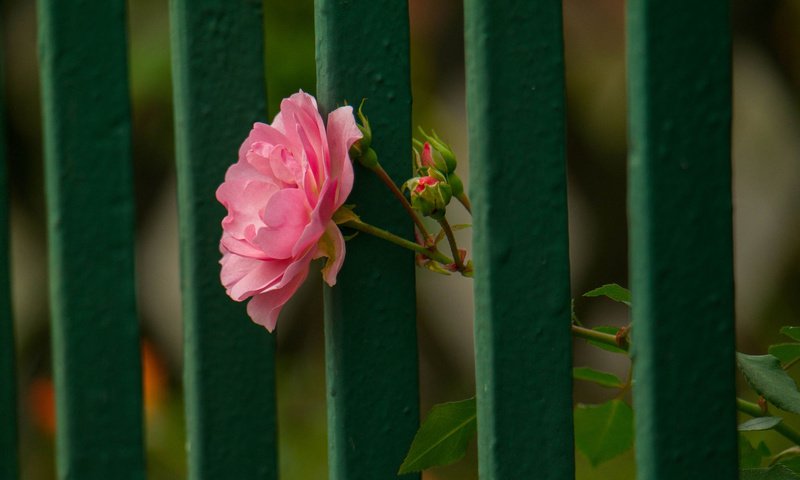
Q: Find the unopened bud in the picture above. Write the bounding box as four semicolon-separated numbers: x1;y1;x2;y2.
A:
420;142;434;168
407;176;452;220
447;172;464;198
418;128;457;173
348;99;380;170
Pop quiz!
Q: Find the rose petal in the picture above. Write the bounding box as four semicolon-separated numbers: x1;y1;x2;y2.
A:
246;267;308;332
238;122;291;162
253;188;311;259
292;180;338;257
326;105;361;203
315;221;346;286
217;178;278;240
279;92;327;183
222;254;292;301
217;90;357;331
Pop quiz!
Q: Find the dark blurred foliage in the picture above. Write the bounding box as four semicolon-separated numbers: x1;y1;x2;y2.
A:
2;0;799;478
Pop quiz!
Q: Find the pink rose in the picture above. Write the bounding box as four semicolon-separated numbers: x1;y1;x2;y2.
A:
216;91;362;331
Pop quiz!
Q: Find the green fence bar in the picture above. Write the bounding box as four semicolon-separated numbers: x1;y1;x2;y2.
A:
465;1;574;478
627;1;737;478
315;2;419;479
0;33;18;480
37;1;144;478
169;1;278;478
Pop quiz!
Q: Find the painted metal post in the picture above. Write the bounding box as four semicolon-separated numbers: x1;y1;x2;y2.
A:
37;0;144;478
169;0;278;478
627;0;738;478
0;29;18;480
315;1;420;479
465;0;575;478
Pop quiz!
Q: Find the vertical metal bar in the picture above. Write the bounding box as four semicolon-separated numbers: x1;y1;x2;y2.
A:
37;0;144;478
464;0;574;478
169;1;278;478
627;1;737;478
315;1;419;479
0;28;18;480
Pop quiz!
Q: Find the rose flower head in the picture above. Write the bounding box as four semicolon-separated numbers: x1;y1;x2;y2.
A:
216;91;362;331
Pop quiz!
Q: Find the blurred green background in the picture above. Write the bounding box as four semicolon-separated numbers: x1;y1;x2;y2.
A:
2;0;800;478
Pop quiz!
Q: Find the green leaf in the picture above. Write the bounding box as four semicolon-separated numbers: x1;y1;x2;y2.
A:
583;284;631;306
778;457;800;474
573;367;624;389
741;465;800;480
739;416;783;431
781;327;800;342
740;435;769;468
770;344;800;365
737;353;800;414
398;398;477;474
574;399;633;467
587;326;627;354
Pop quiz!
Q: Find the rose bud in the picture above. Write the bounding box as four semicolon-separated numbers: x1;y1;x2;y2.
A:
407;176;453;220
418;128;457;173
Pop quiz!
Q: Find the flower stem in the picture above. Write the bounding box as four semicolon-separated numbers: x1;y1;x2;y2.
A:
573;323;800;447
737;398;800;445
571;325;630;352
370;164;432;242
438;217;465;272
342;219;452;265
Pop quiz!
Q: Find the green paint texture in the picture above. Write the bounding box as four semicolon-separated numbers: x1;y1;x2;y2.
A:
169;0;278;478
37;0;144;478
315;1;419;479
0;31;18;480
464;0;575;478
627;0;738;478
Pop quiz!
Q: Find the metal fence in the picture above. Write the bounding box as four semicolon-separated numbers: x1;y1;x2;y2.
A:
0;0;735;479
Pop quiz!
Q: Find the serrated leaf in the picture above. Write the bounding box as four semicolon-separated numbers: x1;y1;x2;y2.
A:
737;353;800;414
770;344;800;365
739;416;782;431
398;398;476;474
573;367;624;388
781;327;800;342
574;399;633;467
587;326;627;354
741;465;800;480
583;284;631;306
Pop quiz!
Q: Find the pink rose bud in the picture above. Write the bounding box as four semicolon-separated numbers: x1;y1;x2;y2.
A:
216;90;362;331
418;128;457;173
414;175;439;193
407;175;452;220
420;142;435;168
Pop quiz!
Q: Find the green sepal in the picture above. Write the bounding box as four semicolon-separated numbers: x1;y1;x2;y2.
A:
332;204;360;225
